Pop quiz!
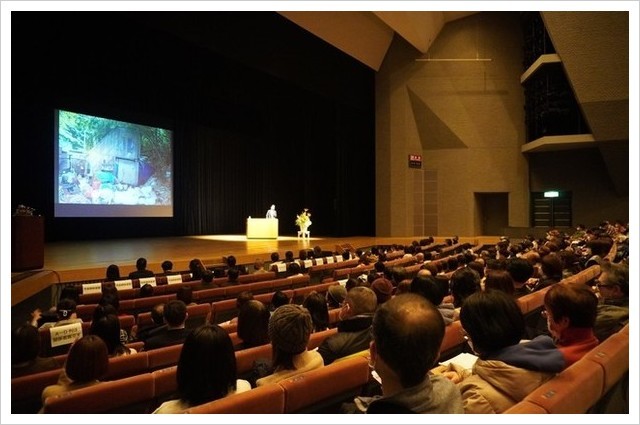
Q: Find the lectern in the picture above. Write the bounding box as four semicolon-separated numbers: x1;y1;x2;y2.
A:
246;218;278;239
12;215;45;271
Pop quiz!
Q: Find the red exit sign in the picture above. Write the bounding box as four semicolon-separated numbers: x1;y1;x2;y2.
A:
408;154;422;169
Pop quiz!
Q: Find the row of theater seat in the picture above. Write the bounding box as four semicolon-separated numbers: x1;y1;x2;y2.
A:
505;324;629;414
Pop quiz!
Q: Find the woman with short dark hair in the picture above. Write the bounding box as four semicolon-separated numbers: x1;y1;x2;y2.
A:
153;325;250;413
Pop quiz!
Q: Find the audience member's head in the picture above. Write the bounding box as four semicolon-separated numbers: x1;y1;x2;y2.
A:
370;294;444;389
189;258;205;280
65;335;109;384
136;257;148;271
371;277;394;305
59;285;80;305
270;291;290;311
450;267;481;308
544;283;598;340
460;290;525;357
237;300;270;348
302;291;329;332
541;253;563;281
139;283;155;298
506;258;534;284
176;324;238;407
56;298;78;321
106;264;120;281
226;255;237;268
176;285;193;305
90;314;127;356
253;259;265;273
341;286;377;320
411;275;444;306
484;270;515;296
227;267;240;283
236;291;254;309
164;300;188;328
270;252;280;263
286;262;302;276
12;324;40;365
327;284;347;308
161;260;173;273
151;303;165;325
344;278;359;293
269;305;313;370
284;251;295;263
596;261;629;300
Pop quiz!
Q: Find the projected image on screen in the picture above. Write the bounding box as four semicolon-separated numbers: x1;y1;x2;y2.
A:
55;109;173;218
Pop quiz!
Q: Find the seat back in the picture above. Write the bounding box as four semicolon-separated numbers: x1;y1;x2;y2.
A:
185;303;211;329
146;344;183;370
103;352;150;380
521;354;604;414
151;365;178;406
307;328;338;350
42;373;155;414
438;320;466;362
185;383;285;414
235;343;273;375
280;355;370;413
11;368;61;413
212;298;238;324
582;326;629;394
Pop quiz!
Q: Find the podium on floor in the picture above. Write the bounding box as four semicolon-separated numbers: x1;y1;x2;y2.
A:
12;215;45;271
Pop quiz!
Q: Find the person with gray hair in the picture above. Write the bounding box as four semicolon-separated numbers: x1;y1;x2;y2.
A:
318;286;378;365
594;261;629;341
349;294;463;413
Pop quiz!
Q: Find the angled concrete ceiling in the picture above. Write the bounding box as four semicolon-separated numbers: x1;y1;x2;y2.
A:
278;11;477;71
542;11;629;196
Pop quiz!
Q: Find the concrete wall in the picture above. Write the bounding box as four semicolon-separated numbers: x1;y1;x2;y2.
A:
376;12;529;237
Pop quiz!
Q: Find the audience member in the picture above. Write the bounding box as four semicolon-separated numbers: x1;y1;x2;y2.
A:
12;324;58;378
189;258;206;280
371;277;394;305
40;335;109;406
161;260;174;275
128;257;155;279
253;258;267;274
269;290;290;314
448;290;565;413
286;262;303;277
132;303;166;342
318;287;377;365
594;261;629;341
302;291;329;332
484;270;515;296
176;285;195;306
544;283;599;366
411;274;454;325
139;283;155;298
33;298;83;329
144;300;191;351
348;294;463;413
235;300;270;350
90;314;136;357
506;258;535;298
256;305;323;386
327;284;347;309
153;325;250;413
105;264;120;281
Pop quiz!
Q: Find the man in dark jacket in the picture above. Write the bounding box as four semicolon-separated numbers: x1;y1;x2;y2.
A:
318;286;377;365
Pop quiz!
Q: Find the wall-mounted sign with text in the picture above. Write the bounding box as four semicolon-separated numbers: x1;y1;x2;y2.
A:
408;154;422;169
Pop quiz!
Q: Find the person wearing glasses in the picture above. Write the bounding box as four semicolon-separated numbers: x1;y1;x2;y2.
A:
593;261;629;342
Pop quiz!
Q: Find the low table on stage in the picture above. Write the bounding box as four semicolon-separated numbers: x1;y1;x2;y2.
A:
246;218;278;239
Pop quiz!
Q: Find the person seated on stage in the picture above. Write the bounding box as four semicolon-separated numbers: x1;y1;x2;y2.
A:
266;204;277;219
152;325;250;413
128;257;155;279
256;305;323;387
161;260;174;276
12;324;58;378
105;264;121;281
144;300;191;351
318;286;377;365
